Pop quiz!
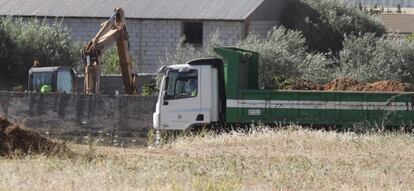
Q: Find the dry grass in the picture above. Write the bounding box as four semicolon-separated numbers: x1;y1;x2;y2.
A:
1;127;414;191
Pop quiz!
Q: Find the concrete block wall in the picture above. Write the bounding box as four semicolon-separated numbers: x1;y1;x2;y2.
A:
62;18;105;42
60;18;181;74
203;21;244;46
139;20;182;72
0;92;157;146
51;17;276;74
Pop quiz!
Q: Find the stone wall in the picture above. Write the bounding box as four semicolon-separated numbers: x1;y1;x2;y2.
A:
0;73;156;94
0;92;157;146
75;74;156;95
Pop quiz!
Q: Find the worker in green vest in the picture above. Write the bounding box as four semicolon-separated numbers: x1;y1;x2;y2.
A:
40;84;52;93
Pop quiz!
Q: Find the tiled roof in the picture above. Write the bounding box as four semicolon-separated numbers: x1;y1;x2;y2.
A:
0;0;265;21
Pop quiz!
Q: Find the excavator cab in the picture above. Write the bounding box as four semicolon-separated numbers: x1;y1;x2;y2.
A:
28;67;76;93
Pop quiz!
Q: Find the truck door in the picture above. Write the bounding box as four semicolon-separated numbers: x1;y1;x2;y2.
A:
160;68;201;130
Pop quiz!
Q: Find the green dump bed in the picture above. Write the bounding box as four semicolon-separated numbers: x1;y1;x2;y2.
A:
226;90;414;126
214;47;414;126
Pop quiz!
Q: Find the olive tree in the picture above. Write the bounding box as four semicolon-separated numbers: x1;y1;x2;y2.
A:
0;17;80;85
282;0;385;53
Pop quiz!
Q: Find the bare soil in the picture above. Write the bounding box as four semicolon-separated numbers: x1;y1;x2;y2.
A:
0;116;72;157
286;78;414;92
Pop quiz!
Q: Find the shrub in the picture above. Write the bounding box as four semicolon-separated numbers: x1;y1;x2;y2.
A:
101;46;121;75
0;26;17;83
160;32;223;66
336;33;414;82
282;0;385;53
298;53;335;84
161;27;335;89
0;17;80;85
141;81;158;97
239;27;333;88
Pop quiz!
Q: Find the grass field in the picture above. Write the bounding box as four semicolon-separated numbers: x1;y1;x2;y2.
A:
1;127;414;191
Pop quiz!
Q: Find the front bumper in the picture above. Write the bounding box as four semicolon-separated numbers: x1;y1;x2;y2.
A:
153;112;160;129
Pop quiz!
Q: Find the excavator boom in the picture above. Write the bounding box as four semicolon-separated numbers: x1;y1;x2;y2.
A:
82;8;136;94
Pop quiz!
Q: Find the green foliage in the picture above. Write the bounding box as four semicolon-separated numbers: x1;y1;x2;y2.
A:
0;26;17;82
159;2;407;88
297;52;335;84
101;46;121;74
238;27;332;88
282;0;385;53
162;27;336;89
238;28;302;88
407;33;414;42
160;31;223;66
0;17;80;85
336;33;414;82
271;75;296;89
141;81;158;96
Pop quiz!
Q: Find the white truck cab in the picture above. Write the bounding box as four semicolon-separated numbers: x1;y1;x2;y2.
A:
153;58;225;131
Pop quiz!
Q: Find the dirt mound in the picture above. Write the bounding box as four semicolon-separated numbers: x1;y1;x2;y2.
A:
0;116;72;157
323;78;364;91
362;80;414;92
283;78;414;92
323;78;414;92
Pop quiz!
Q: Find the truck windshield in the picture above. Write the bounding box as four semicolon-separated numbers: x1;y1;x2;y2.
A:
32;72;53;92
165;69;198;99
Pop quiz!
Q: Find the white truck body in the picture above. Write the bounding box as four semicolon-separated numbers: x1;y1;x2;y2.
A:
153;62;220;130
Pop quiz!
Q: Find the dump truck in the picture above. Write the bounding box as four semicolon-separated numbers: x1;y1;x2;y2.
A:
153;47;414;132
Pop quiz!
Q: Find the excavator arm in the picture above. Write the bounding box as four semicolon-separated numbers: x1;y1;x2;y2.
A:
82;8;136;94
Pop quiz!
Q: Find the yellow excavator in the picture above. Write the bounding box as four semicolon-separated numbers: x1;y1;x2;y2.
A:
82;7;136;94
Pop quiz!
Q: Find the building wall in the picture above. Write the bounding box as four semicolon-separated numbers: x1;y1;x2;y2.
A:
60;18;247;73
248;0;284;36
203;21;244;46
61;18;182;73
138;20;182;72
249;20;280;36
45;1;284;73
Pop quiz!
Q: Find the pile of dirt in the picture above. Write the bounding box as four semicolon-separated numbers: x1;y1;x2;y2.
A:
0;116;72;157
362;80;414;92
285;78;414;92
323;78;414;92
322;78;364;91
